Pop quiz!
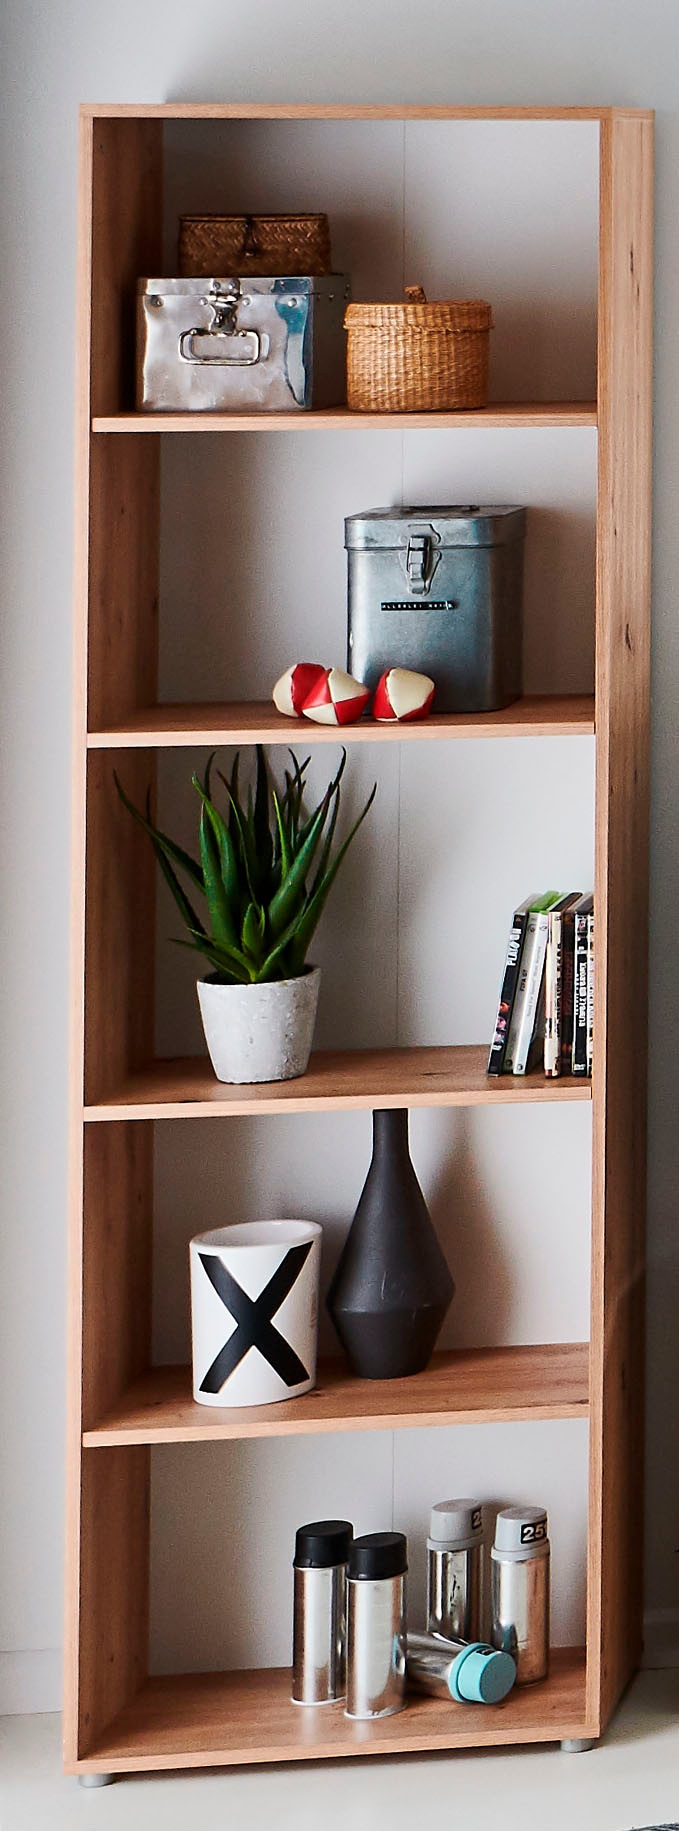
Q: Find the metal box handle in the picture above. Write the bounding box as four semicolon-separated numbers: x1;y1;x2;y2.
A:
178;326;268;366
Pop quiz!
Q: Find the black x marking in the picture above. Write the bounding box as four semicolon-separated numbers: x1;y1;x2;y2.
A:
198;1243;313;1394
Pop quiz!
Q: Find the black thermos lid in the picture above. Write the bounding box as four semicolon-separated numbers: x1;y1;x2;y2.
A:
349;1531;408;1580
294;1519;354;1568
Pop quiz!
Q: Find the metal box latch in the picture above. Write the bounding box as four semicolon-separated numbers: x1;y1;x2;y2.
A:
404;530;441;596
178;281;270;367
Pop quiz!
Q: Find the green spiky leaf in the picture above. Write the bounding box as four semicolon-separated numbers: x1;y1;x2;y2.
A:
113;773;203;889
286;780;377;977
198;804;238;951
242;900;266;962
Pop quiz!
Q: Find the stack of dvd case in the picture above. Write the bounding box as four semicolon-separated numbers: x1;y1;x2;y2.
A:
487;891;594;1078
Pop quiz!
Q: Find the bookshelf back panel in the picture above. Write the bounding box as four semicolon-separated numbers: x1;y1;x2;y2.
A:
147;1420;588;1675
161;117;599;406
151;1105;592;1370
157;429;597;713
86;116;598;418
153;735;596;1061
395;1419;589;1646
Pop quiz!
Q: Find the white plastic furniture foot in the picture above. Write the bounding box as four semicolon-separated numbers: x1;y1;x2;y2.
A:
560;1737;596;1753
78;1773;116;1787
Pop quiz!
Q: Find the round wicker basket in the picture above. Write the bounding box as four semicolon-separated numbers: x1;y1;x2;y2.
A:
344;286;493;412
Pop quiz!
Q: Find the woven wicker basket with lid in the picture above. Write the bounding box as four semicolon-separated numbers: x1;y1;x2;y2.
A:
178;212;332;278
345;286;493;412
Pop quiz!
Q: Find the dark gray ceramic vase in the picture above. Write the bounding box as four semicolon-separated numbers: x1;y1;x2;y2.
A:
326;1108;454;1380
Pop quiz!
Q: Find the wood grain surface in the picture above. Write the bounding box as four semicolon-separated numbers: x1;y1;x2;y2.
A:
586;110;653;1733
81;101;652;119
71;1648;589;1773
83;1343;590;1446
92;403;598;432
84;1046;593;1120
87;695;596;748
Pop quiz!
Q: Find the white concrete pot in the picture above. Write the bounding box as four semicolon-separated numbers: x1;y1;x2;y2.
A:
197;966;321;1084
190;1219;322;1407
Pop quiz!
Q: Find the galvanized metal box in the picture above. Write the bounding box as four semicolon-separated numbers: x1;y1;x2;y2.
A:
346;505;526;713
136;274;351;412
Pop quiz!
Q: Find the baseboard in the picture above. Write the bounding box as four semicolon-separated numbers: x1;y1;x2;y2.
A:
643;1608;679;1669
0;1648;62;1715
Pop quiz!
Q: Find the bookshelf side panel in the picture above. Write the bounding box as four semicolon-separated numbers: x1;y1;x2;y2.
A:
64;108;94;1773
82;1123;154;1432
588;111;653;1729
90;116;163;418
88;114;162;729
84;749;157;1101
77;1124;153;1754
77;1446;151;1758
88;433;161;729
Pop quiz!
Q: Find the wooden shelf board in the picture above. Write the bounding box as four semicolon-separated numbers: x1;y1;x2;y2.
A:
92;403;597;433
82;101;649;120
84;1046;592;1121
87;695;595;749
75;1649;588;1772
84;1344;589;1447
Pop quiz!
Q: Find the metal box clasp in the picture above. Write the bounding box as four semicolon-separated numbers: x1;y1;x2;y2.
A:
178;280;270;367
404;531;441;596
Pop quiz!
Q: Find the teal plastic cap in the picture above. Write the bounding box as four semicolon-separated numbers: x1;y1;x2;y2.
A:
451;1642;516;1705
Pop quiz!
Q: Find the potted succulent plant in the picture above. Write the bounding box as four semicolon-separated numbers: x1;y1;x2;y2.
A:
115;746;375;1084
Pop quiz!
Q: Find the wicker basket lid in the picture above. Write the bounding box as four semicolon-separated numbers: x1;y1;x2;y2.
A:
344;287;493;332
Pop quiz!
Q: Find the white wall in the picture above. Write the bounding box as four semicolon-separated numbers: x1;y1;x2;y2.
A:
1;0;678;1713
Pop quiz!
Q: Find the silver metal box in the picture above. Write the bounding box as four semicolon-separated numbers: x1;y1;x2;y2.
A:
136;274;351;412
346;505;526;714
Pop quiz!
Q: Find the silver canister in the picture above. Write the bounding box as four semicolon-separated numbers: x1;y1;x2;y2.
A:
426;1498;484;1642
406;1630;516;1704
490;1506;550;1684
291;1519;353;1705
345;505;526;715
346;1532;408;1719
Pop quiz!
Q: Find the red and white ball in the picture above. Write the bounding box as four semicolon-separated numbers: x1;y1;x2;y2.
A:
272;662;326;718
372;667;435;722
302;667;371;726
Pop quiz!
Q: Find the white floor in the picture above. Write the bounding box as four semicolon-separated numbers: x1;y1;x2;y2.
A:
1;1672;678;1831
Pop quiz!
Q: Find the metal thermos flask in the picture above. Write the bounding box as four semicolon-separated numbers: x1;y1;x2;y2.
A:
406;1629;516;1704
292;1519;353;1705
490;1506;550;1684
346;1532;408;1719
426;1498;483;1641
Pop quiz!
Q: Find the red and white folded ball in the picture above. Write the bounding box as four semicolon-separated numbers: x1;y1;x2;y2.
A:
372;667;435;722
301;667;371;725
272;662;326;718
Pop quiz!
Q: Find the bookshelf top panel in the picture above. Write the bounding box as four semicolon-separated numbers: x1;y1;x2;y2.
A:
80;104;653;123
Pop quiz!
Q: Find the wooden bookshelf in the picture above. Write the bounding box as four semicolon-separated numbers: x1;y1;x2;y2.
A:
65;102;652;1781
